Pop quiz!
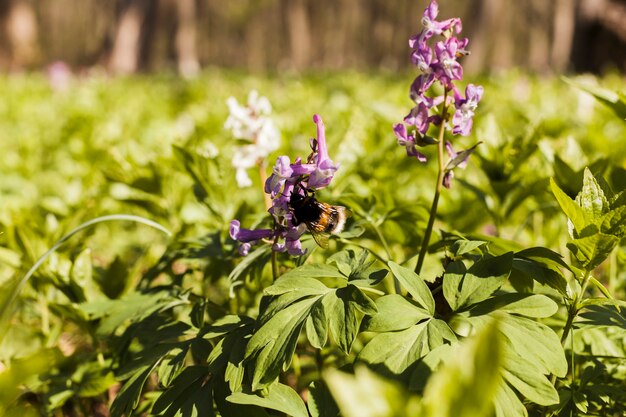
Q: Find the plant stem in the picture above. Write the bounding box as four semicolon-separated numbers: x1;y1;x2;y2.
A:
271;249;279;281
370;220;400;294
258;161;272;211
549;269;592;387
415;91;449;275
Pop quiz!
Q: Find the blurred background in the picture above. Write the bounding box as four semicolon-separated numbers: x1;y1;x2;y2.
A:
1;0;626;77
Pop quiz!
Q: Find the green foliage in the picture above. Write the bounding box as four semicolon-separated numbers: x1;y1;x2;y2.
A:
1;71;626;417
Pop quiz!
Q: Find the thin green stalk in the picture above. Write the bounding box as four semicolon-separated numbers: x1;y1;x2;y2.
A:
416;92;449;275
370;221;400;294
1;214;171;334
548;269;592;387
371;221;392;261
337;238;388;265
271;250;279;281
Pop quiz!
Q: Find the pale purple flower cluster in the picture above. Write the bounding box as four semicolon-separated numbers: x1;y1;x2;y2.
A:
393;0;483;165
230;114;339;256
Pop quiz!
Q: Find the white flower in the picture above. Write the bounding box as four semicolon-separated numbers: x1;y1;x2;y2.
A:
225;91;280;187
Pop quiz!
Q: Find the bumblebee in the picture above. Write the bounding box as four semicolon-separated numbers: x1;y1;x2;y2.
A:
289;188;350;248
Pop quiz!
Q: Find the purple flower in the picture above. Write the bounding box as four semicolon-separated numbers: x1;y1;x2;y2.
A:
433;38;465;87
231;114;341;256
265;156;293;196
393;123;427;162
413;1;462;44
404;102;431;135
308;114;339;189
452;84;484;136
230;220;273;243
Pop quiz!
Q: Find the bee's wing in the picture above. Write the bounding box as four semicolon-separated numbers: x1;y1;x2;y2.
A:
307;224;330;248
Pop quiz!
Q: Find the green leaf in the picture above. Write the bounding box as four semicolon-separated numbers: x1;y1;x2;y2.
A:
494;381;528;417
246;297;318;390
568;232;619;270
306;299;328;349
443;260;466;311
110;364;157;417
577;304;626;328
151;365;214;417
308;381;339;417
601;205;626;237
276;264;346;282
326;285;377;353
365;294;431;332
470;293;558;318
421;319;502;417
388;261;435;314
577;168;608;218
227;383;308;417
450;239;487;256
359;319;455;374
563;77;626;121
451;253;514;310
550;177;588;234
588;276;614;300
324;366;414;417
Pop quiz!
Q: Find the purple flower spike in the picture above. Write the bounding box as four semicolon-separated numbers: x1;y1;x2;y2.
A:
393;0;481;162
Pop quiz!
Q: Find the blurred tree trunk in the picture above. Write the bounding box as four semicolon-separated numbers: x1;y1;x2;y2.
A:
175;0;199;77
528;0;551;72
465;0;514;73
4;0;39;70
285;0;311;71
109;0;157;74
551;0;577;71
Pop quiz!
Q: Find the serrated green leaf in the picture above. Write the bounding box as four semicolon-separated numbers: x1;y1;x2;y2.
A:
366;294;431;332
227;383;308;417
550;178;588;234
568;232;619;270
388;261;435;314
601;206;626;237
578;168;608;218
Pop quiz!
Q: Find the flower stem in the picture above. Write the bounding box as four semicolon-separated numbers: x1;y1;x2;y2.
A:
258;161;272;211
415;91;449;275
